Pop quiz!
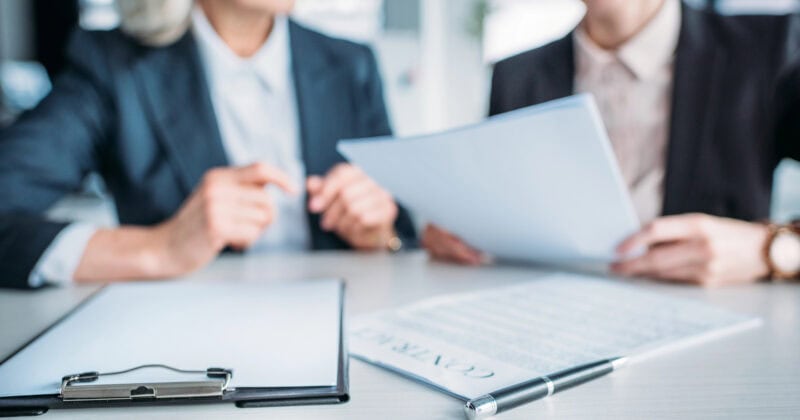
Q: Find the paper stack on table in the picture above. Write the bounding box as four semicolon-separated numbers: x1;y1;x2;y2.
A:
350;273;760;401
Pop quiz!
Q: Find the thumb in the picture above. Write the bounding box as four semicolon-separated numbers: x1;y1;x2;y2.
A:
236;162;298;194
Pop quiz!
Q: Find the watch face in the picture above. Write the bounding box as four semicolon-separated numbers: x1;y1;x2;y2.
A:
770;230;800;274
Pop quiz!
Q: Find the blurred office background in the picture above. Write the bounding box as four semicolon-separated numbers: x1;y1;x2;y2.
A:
0;0;798;225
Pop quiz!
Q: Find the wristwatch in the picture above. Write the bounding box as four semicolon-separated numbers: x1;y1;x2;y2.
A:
764;220;800;280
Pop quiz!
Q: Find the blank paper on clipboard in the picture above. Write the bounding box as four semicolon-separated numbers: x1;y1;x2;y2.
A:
0;279;344;399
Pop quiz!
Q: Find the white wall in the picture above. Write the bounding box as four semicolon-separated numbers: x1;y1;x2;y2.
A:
296;0;488;136
483;0;584;64
417;0;488;134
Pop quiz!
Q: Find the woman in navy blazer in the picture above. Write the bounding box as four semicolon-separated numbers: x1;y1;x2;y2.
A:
0;0;416;288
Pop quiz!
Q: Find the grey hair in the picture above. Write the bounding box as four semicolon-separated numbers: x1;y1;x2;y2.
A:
116;0;194;46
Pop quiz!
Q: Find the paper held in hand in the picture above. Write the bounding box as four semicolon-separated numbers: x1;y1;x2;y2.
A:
338;94;640;264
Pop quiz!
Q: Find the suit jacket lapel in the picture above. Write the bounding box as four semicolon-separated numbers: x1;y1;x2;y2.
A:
662;5;725;215
289;21;355;249
542;33;575;101
289;20;349;176
132;33;228;196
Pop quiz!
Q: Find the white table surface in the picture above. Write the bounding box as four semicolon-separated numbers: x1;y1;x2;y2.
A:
1;251;798;419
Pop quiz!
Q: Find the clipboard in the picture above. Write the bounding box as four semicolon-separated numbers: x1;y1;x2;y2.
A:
0;279;349;416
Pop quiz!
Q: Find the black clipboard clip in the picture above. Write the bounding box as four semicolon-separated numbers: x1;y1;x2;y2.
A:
59;364;233;402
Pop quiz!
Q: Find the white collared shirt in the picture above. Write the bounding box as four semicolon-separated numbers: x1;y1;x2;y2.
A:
29;8;309;286
574;0;682;224
192;8;310;252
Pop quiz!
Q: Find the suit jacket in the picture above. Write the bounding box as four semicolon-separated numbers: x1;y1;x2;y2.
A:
490;4;800;223
0;21;416;289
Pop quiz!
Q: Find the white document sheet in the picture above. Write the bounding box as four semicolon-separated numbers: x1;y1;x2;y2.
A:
0;279;343;398
338;94;640;263
350;273;760;400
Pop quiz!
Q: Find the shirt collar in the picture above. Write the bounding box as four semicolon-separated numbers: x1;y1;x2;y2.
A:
191;7;292;92
575;0;681;80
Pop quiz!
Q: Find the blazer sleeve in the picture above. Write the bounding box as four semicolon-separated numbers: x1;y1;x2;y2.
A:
0;30;112;288
359;46;418;248
775;15;800;162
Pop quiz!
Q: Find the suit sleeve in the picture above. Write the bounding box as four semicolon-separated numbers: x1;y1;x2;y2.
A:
775;14;800;161
0;30;112;288
359;46;418;248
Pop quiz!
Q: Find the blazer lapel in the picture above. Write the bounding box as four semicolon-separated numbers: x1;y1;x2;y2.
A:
542;33;575;101
662;5;725;215
289;20;348;176
132;33;228;195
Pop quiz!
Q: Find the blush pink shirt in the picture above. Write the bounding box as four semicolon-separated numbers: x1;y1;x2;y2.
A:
574;0;682;224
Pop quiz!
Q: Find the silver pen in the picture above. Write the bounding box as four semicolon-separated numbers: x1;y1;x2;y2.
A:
464;357;628;420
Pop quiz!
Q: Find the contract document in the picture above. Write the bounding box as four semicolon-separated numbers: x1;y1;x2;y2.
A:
350;273;760;401
338;94;639;263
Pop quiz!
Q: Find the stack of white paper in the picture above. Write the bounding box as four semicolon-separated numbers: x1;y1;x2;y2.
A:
350;273;760;401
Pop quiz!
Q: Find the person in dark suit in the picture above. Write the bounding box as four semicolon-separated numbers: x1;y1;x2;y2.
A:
0;0;416;289
423;0;800;285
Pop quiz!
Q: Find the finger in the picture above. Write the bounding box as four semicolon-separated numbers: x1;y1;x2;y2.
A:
337;203;395;247
210;209;270;250
422;225;463;253
617;214;706;256
231;203;274;229
309;165;361;213
320;177;382;231
213;202;273;234
433;224;470;245
423;224;454;245
328;181;393;230
425;236;453;261
337;194;391;231
424;227;482;265
306;176;324;195
648;264;707;285
443;237;483;265
611;241;708;277
339;177;378;205
226;223;267;250
358;201;398;228
235;162;298;194
343;224;389;250
236;185;273;213
321;198;347;231
450;241;483;265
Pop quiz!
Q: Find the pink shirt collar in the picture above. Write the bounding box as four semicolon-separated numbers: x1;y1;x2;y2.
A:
574;0;682;80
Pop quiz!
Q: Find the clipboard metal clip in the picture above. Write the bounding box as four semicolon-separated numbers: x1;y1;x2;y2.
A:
60;364;233;402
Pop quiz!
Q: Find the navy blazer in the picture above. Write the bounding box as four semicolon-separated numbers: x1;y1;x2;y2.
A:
0;21;416;289
490;4;800;221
